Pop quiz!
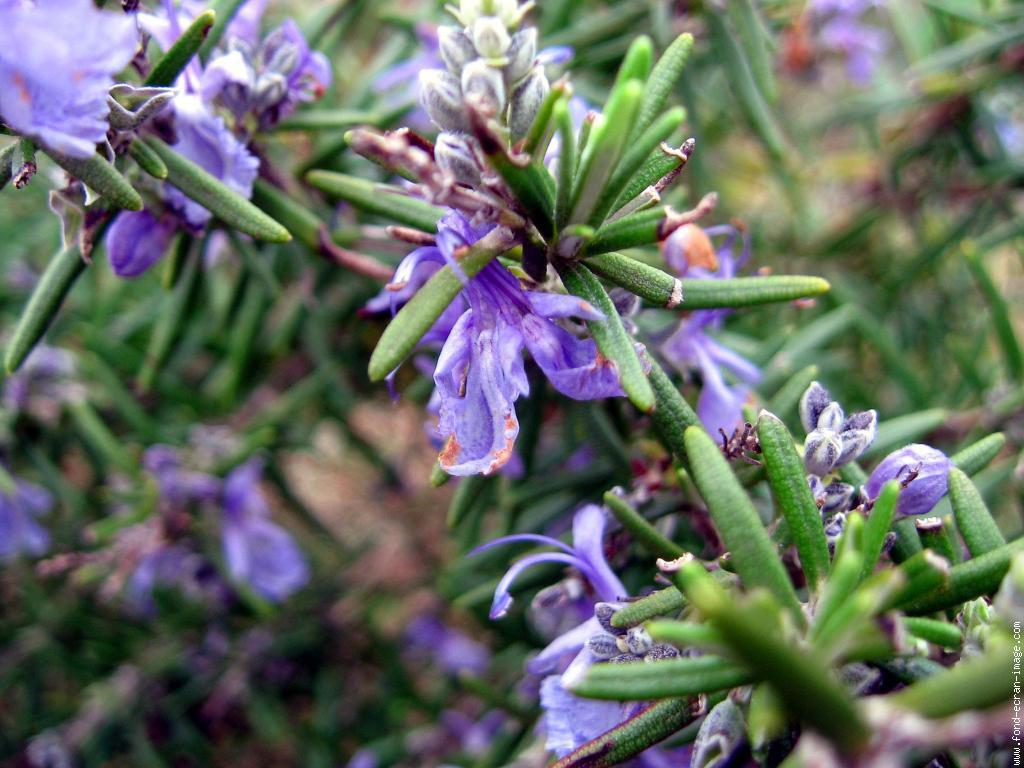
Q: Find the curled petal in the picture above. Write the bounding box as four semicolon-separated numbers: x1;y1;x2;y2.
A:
489;552;592;620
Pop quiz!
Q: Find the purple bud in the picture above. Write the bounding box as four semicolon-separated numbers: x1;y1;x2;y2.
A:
419;69;469;131
804;429;842;476
799;381;833;434
461;59;506;114
692;698;745;768
505;28;538;82
586;632;621;659
864;444;953;517
438;27;477;74
816;401;845;433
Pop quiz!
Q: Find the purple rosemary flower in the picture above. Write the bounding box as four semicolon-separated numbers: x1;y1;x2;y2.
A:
0;476;53;561
660;224;762;437
0;0;137;158
810;0;887;85
221;458;309;602
369;210;624;476
479;504;672;761
864;443;953;517
473;503;626;620
106;94;259;277
200;18;331;131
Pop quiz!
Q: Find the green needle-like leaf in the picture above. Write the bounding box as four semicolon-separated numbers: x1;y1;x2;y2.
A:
587;107;685;227
0;142;16;190
128;139;168;180
951;432;1005;476
553;98;576;230
368;228;515;382
645;619;723;650
144;10;216;86
861;481;898;580
572;656;752;700
611;35;654;91
900;617;962;649
611;586;686;629
632;34;694;141
305;170;444;232
472;120;554;238
647;358;701;464
5;247;87;374
679;275;831;308
758;411;830;589
46;151;143;211
274;109;384;132
568;80;644;226
683;426;804;623
611;149;685;215
584;252;682;308
865;408;949;458
893;538;1024;614
887;641;1013;717
669;560;868;751
948;468;1006;556
603;491;685;560
555;261;655;412
145;138;290;241
551;698;701;768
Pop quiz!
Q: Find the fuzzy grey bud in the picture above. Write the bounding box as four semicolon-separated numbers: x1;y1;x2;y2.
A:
643;643;679;662
472;16;511;58
799;381;833;433
438;27;477;75
822;481;855;515
461;59;506;114
837;409;877;465
508;65;548;140
586;632;621;659
625;626;653;656
435;132;482;186
504;28;537;83
816;401;844;433
419;69;469;132
804;429;842;476
594;602;625;635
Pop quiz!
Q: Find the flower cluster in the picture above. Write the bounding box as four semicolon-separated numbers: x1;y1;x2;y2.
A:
107;0;330;278
421;0;549;186
131;444;308;609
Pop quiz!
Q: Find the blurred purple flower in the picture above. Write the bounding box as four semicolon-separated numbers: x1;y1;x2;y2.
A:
221;459;309;602
864;443;952;517
1;344;77;418
143;445;221;508
810;0;887;85
127;543;220;614
369;210;624;476
0;0;137;157
660;224;761;437
0;477;53;561
404;614;490;676
201;19;332;131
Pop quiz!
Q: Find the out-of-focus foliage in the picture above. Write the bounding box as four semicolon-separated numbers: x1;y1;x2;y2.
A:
0;1;1021;766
